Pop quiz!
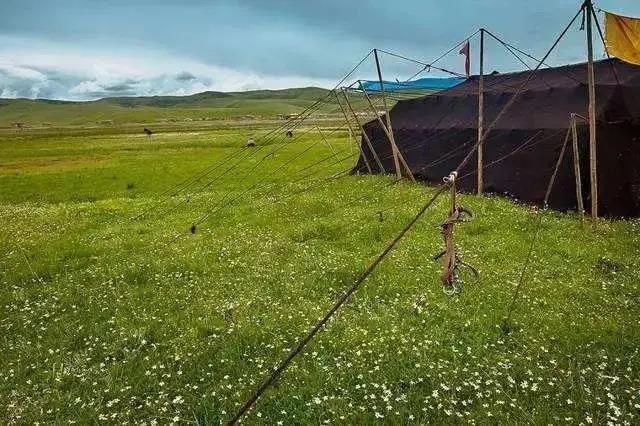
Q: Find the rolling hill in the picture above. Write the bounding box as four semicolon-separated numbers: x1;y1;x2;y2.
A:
0;87;334;127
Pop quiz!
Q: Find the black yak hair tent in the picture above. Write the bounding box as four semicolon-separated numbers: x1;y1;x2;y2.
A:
354;58;640;217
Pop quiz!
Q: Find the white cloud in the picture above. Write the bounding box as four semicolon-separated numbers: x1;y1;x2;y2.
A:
1;64;47;81
0;87;18;98
0;36;335;100
68;80;109;96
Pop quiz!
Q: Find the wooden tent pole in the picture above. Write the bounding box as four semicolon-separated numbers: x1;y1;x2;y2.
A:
477;28;485;195
373;49;415;181
585;0;598;219
333;90;372;173
571;114;585;217
359;84;414;180
340;89;386;173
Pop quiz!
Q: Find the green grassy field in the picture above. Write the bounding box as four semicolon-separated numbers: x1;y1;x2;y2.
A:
1;116;640;424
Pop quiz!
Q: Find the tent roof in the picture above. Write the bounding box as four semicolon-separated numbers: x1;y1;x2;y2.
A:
376;58;640;130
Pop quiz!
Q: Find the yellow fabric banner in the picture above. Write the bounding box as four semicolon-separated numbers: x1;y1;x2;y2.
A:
605;11;640;65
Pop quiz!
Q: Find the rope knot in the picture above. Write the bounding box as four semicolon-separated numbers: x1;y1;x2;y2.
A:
443;171;458;184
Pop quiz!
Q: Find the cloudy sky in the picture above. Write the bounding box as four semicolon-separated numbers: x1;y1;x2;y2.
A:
1;0;640;100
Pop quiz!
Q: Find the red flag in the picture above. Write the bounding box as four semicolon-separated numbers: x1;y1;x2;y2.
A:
459;40;470;77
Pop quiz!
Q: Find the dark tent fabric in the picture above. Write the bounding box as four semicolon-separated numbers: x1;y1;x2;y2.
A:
354;58;640;217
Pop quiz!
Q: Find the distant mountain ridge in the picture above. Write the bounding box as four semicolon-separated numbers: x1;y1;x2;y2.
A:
0;87;334;127
1;87;330;107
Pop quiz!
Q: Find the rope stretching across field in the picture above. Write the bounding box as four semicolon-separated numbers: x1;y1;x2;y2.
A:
163;135;350;245
226;184;449;425
194;139;326;218
130;144;251;221
167;122;351;224
161;76;401;227
254;142;359;202
249;49;375;144
155;106;349;223
134;88;334;221
259;133;445;220
260;113;480;216
502;126;573;329
134;111;316;222
131;49;375;223
150;147;265;220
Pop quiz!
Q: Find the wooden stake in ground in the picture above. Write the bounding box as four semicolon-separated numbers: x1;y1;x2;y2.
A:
571;114;585;217
373;49;415;182
585;1;598;219
477;29;485;195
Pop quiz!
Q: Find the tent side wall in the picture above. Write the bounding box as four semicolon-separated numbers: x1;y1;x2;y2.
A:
355;119;640;217
595;122;640;217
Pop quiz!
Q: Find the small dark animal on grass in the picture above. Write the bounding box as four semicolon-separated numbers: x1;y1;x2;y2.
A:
143;128;153;137
246;138;256;147
286;130;293;138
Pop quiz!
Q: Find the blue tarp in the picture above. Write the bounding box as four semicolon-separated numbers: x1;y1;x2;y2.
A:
358;76;465;93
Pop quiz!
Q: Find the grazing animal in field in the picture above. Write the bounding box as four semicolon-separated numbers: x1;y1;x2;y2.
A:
286;130;293;138
143;128;153;137
245;138;256;147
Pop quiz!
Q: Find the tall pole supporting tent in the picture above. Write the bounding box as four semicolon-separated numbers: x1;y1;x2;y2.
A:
373;49;415;182
477;28;485;195
585;0;598;219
